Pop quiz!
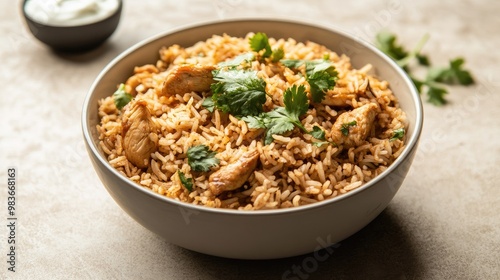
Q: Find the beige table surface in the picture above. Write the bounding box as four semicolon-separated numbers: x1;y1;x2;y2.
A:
1;0;499;279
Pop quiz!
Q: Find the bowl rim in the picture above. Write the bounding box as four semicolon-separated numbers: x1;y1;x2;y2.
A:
82;16;423;216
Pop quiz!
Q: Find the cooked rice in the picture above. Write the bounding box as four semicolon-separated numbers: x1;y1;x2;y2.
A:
97;33;408;210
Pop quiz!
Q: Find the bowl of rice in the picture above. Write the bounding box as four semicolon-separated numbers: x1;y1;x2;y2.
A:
82;18;422;259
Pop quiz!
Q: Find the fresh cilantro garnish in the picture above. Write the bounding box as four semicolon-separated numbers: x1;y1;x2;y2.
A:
390;128;405;141
218;52;254;68
309;125;326;140
340;121;357;136
243;85;328;145
207;68;267;116
375;31;474;106
375;31;409;62
243;85;308;144
187;145;220;172
112;83;133;110
281;59;338;103
249;32;285;62
426;57;474;86
202;97;215;112
425;84;448;106
178;170;193;192
271;47;284;62
250;32;272;58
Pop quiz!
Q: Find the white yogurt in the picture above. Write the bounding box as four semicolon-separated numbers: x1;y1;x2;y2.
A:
24;0;120;27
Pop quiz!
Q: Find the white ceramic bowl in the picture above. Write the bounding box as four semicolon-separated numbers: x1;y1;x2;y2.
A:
82;18;423;259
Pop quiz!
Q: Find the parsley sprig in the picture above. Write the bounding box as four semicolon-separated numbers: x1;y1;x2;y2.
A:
281;59;338;103
375;31;474;106
243;85;326;145
113;83;133;110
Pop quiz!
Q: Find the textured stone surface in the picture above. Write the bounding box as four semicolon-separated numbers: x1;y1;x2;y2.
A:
1;0;499;279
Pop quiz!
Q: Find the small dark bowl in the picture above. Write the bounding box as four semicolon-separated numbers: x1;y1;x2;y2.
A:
21;0;122;52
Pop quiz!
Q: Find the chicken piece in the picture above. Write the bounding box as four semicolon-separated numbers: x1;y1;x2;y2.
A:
159;64;215;97
330;103;378;148
122;100;158;169
208;150;260;196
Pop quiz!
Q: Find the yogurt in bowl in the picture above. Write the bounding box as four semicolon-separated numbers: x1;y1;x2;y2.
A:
24;0;120;27
21;0;122;52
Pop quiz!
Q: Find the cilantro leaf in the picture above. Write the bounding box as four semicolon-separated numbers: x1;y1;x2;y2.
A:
113;83;133;110
390;128;405;141
416;54;430;66
375;31;475;106
241;114;270;129
249;32;286;62
218;52;254;68
306;61;338;102
340;121;357;136
271;47;284;62
309;126;326;140
280;59;305;69
263;108;297;144
375;31;408;61
283;83;309;118
209;68;267;116
178;170;193;192
187;145;220;172
427;57;474;85
281;59;338;103
249;32;273;58
202;97;215;112
242;85;309;145
426;85;448;106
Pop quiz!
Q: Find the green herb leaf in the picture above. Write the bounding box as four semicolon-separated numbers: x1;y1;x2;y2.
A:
271;47;284;62
113;83;133;110
416;54;430;66
263;108;297;144
309;125;326;140
202;97;215;112
187;145;220;172
281;59;338;103
426;85;448;106
390;128;405;141
241;114;271;129
280;59;305;69
210;68;267;116
340;121;357;136
375;31;408;61
249;32;285;62
218;52;254;68
375;31;475;106
249;32;273;58
283;83;309;119
178;170;193;192
427;57;474;85
242;85;309;145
